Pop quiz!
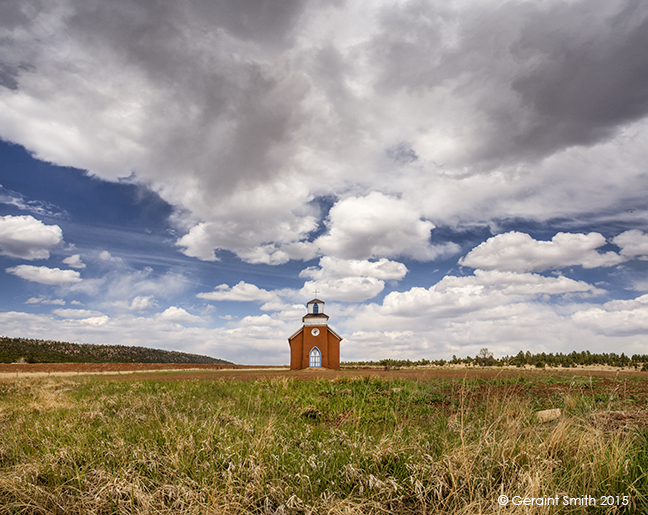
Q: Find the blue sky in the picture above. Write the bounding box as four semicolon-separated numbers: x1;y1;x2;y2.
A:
1;0;648;364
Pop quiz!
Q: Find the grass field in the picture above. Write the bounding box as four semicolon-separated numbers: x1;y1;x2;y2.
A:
0;369;646;514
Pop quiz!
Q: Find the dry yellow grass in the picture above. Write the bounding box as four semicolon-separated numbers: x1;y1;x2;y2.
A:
0;374;645;514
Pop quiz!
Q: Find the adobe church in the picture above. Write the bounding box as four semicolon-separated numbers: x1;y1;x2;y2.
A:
288;298;342;370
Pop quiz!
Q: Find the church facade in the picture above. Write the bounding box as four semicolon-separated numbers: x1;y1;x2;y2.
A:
288;299;342;370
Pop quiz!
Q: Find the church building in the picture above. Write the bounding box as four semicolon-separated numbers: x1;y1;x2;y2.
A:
288;298;342;370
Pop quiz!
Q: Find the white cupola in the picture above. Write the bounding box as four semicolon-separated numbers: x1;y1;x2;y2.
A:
303;298;329;326
307;298;324;315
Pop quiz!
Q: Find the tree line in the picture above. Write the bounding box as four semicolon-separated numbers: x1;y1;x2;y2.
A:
345;348;648;371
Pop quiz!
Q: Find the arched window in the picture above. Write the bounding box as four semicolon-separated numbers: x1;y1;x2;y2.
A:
309;347;321;368
313;303;319;314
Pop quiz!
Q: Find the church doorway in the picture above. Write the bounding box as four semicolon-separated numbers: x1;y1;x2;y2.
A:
309;347;321;368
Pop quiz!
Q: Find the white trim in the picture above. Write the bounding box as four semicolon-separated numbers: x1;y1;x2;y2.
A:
288;328;301;341
304;317;328;326
288;325;343;342
326;326;343;341
309;346;322;368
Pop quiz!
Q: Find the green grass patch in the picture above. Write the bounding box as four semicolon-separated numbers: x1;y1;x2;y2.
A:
0;374;646;513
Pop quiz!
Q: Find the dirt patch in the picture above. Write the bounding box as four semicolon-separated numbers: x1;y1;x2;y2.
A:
1;363;647;385
588;410;648;433
0;362;285;380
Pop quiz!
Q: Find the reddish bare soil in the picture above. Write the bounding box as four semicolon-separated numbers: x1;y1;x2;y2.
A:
2;363;647;413
0;362;277;377
2;362;646;382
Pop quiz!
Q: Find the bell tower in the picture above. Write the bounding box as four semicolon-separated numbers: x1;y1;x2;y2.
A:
288;298;342;370
304;298;328;325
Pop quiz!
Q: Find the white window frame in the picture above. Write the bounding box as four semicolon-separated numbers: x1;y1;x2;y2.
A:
309;347;321;368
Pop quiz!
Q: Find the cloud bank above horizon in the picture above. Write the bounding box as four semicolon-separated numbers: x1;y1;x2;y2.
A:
1;0;647;363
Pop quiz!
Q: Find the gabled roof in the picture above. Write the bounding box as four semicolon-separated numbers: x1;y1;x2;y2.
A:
326;326;343;341
307;298;324;304
288;327;302;341
288;325;343;341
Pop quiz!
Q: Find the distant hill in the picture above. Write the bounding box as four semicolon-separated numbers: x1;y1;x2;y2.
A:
0;336;232;365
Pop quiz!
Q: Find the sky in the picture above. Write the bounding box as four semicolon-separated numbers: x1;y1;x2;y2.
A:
1;0;648;365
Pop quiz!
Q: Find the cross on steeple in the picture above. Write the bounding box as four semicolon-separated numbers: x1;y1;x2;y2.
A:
312;289;320;296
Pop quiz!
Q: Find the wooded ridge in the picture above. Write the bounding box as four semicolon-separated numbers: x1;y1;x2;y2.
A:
0;336;231;364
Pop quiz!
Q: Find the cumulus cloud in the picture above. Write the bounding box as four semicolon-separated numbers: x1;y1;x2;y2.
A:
315;192;458;261
158;306;202;324
98;250;121;263
62;254;86;268
572;294;648;337
296;256;409;302
0;215;63;260
197;281;277;302
300;277;386;303
175;181;319;264
301;256;408;281
53;308;104;319
129;295;157;312
6;265;82;285
3;0;645;267
352;269;601;330
1;0;648;364
613;230;648;260
460;231;623;272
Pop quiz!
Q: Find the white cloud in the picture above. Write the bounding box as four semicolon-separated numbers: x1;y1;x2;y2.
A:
175;180;318;264
0;186;62;218
300;256;408;281
300;277;386;303
62;254;86;268
315;192;457;261
53;308;105;319
92;268;188;301
572;294;648;337
197;281;276;302
6;265;82;285
81;316;110;326
350;269;601;332
98;250;120;262
613;230;648;261
260;302;306;321
1;0;648;364
1;0;647;268
239;313;283;327
0;280;642;366
129;295;157;312
296;256;409;302
25;296;66;305
460;231;623;272
158;306;202;324
174;223;220;262
331;271;623;361
0;215;63;260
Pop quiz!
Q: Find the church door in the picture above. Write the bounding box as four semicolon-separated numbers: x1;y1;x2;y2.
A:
309;347;321;368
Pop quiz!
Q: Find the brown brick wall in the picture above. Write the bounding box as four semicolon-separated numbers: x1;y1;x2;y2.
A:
289;326;341;370
289;331;303;370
